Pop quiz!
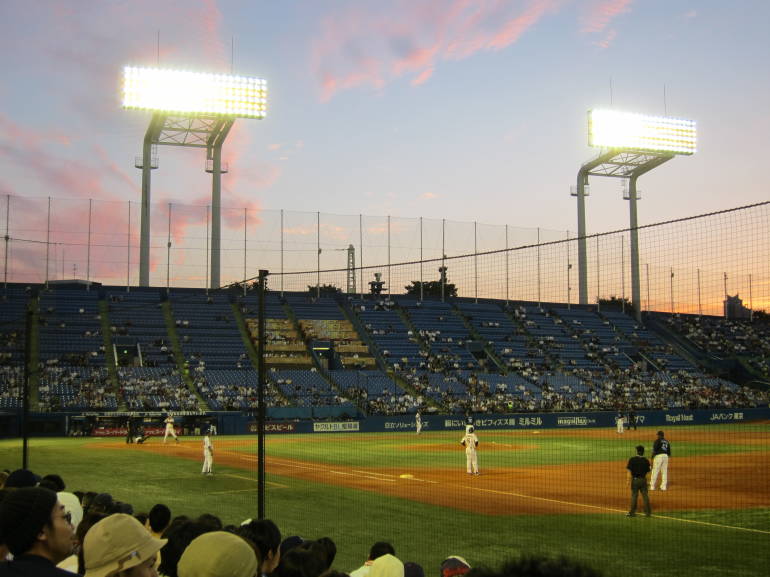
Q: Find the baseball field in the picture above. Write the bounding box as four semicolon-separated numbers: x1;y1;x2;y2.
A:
3;422;769;576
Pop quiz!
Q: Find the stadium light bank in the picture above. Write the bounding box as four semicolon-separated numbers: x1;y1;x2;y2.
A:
573;109;696;321
122;66;268;288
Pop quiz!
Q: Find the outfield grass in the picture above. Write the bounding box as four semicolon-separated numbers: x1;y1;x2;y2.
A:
2;424;768;577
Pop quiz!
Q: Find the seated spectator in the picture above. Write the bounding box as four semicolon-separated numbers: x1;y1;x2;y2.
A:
158;520;214;577
55;491;85;572
369;554;404;577
0;486;77;576
178;531;258;577
146;503;172;538
82;513;167;577
440;557;471;577
3;468;40;489
236;518;282;576
275;540;332;577
351;541;396;577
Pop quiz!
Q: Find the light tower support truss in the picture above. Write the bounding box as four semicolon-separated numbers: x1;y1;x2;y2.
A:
138;113;234;288
575;149;674;321
576;109;696;321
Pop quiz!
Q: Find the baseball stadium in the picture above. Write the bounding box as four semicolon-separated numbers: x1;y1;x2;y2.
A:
2;5;770;577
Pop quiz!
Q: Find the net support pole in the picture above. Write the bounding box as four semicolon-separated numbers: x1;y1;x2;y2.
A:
257;269;268;518
628;175;642;322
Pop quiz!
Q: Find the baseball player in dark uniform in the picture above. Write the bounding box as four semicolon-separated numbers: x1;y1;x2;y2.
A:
650;430;671;490
626;445;651;517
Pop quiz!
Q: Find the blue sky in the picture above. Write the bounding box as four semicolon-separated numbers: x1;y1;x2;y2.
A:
0;0;768;273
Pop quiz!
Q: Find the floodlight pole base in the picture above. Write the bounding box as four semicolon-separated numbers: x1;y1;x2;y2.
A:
575;149;674;318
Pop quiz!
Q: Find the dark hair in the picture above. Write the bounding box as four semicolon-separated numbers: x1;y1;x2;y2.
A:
316;536;337;568
369;541;396;560
148;503;172;533
158;520;214;577
275;544;329;577
236;519;282;563
466;555;603;577
76;511;109;574
80;491;97;513
196;512;223;531
635;445;645;455
39;474;66;492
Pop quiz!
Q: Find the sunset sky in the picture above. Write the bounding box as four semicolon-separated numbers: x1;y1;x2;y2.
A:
0;0;768;288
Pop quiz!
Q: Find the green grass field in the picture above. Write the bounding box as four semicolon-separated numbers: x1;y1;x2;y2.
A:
2;423;768;577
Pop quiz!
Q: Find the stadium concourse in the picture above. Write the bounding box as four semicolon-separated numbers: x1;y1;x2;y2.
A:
0;281;767;429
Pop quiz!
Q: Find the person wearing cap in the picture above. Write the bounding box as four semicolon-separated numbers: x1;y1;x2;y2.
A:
650;430;671;491
440;556;471;577
460;426;480;475
177;531;258;577
82;513;166;577
55;492;85;573
626;445;652;518
201;429;214;476
0;486;78;576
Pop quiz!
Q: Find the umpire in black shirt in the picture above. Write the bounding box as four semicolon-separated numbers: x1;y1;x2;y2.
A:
626;445;652;517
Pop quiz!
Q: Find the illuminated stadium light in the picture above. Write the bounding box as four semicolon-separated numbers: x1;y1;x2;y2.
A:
122;66;267;119
588;109;696;155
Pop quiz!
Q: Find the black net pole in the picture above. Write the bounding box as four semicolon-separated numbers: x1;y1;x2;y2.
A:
257;269;268;519
22;302;32;468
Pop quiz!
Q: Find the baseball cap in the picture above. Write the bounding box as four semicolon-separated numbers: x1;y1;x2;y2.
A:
84;513;167;577
440;556;471;577
178;531;258;577
58;491;84;530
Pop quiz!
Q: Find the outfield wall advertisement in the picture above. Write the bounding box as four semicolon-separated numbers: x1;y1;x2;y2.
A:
245;407;769;435
5;407;768;437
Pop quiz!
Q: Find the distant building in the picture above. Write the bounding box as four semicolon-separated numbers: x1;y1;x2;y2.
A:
724;294;751;320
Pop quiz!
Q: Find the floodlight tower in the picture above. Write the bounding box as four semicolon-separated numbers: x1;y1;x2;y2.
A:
574;110;696;321
122;66;267;288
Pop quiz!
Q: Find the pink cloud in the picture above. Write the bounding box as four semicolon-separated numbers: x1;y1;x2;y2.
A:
580;0;634;35
311;0;562;101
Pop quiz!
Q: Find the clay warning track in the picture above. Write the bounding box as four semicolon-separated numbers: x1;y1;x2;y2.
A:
97;431;770;516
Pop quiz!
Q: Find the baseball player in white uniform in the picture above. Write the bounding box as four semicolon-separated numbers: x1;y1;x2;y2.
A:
460;425;479;475
202;429;214;475
615;412;625;434
163;414;179;443
415;411;422;435
650;430;671;490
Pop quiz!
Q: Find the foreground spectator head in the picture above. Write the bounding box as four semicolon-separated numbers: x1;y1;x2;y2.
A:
40;474;67;492
237;518;282;574
370;554;404;577
369;542;396;561
178;531;258;577
466;555;603;577
57;491;84;530
0;486;76;563
147;503;172;535
405;562;425;577
158;520;214;577
441;557;471;577
280;535;305;556
275;543;329;577
89;493;115;515
4;468;40;488
83;513;167;577
196;512;223;531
